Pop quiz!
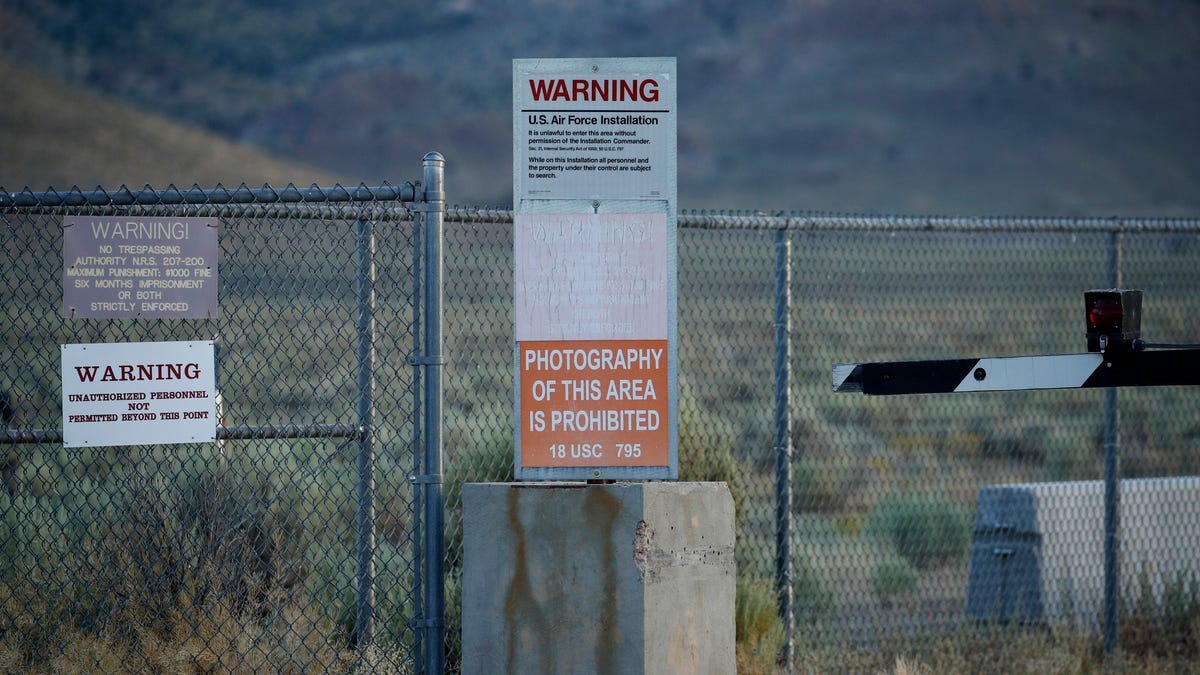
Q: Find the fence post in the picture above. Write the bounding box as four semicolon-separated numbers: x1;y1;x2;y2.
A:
773;228;795;667
1103;230;1122;656
355;215;378;646
420;152;447;675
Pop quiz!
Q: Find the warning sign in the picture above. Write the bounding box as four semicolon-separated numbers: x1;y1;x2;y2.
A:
63;216;218;319
61;340;217;447
514;58;675;202
519;340;669;467
513;57;677;480
513;211;676;478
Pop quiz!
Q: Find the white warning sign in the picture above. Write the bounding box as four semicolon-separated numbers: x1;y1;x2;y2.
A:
514;58;676;201
61;340;217;447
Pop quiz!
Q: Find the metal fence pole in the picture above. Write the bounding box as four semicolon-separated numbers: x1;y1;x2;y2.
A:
773;229;795;668
355;215;378;646
410;186;427;668
1103;230;1123;655
420;152;447;675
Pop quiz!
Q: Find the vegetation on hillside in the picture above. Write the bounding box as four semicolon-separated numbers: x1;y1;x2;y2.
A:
0;60;337;191
1;0;1198;212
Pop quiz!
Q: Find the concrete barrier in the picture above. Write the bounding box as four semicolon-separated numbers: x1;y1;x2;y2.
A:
462;481;735;675
967;476;1200;627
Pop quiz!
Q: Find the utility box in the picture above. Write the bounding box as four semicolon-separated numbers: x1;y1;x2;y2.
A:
461;481;735;675
966;485;1044;622
967;477;1200;627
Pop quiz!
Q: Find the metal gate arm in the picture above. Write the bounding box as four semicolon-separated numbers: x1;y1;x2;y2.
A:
834;349;1200;395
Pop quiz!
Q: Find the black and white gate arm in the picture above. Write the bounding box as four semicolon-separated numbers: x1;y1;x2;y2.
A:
833;348;1200;396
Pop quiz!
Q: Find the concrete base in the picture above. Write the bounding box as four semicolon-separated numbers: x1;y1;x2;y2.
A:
462;481;735;675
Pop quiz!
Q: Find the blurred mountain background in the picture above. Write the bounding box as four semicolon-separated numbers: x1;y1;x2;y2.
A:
0;0;1196;215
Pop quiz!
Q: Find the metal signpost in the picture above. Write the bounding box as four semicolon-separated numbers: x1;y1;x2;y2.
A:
513;57;678;480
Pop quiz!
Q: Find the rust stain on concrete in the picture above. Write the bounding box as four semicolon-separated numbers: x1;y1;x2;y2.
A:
503;487;550;674
583;485;621;674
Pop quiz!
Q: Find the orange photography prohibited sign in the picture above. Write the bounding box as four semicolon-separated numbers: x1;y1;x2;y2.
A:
519;339;669;467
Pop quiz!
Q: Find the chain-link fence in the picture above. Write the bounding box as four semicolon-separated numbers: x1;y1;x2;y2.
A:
1;178;438;673
5;171;1200;673
440;208;1200;670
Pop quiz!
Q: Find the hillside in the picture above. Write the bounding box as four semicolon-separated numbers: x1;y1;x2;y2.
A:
0;60;337;192
1;0;1198;215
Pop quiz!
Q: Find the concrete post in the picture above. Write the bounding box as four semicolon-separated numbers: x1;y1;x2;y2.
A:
462;482;735;675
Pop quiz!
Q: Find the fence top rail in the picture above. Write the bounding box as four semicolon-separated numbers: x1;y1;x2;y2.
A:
1;181;418;208
680;211;1200;234
7;190;1197;232
444;206;1200;234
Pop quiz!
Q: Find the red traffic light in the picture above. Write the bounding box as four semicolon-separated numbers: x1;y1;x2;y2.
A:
1088;297;1124;333
1085;289;1142;353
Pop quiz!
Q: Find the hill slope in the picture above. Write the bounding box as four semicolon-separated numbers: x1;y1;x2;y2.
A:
1;0;1197;215
0;60;337;192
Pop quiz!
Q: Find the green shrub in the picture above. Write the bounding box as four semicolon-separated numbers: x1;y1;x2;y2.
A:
1041;429;1089;482
871;555;919;607
869;492;971;569
795;554;836;625
793;456;854;513
678;419;749;528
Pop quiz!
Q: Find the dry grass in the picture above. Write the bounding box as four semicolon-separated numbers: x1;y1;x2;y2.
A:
736;579;787;675
783;615;1200;675
0;594;403;674
0;459;413;675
